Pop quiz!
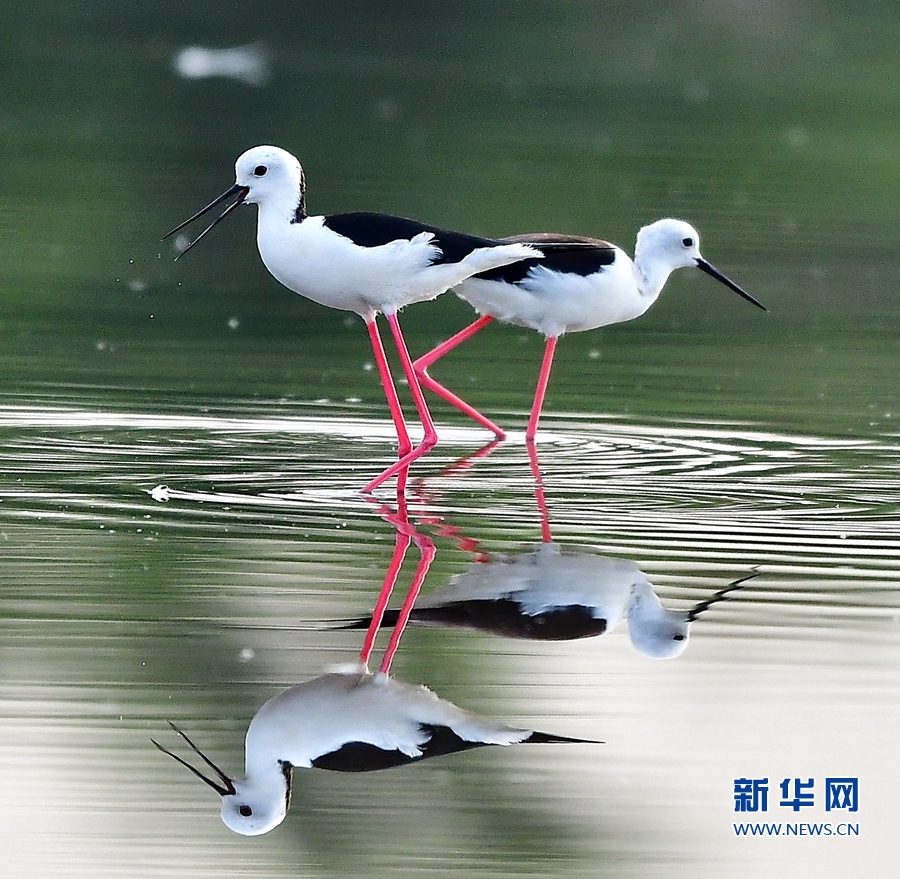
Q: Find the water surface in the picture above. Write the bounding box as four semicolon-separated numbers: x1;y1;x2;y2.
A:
2;373;898;877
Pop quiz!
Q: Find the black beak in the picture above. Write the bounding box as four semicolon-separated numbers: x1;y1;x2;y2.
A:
687;570;759;622
151;720;237;797
163;183;250;259
696;258;767;311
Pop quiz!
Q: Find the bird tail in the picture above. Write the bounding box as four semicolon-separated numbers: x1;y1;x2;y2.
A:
462;242;543;275
328;611;400;631
524;731;603;745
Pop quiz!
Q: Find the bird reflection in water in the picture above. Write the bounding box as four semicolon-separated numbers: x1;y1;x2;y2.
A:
377;443;759;658
153;469;599;836
341;543;757;659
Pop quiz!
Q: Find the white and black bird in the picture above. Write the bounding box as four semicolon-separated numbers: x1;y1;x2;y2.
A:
414;221;766;439
338;544;757;659
153;665;598;836
164;145;541;492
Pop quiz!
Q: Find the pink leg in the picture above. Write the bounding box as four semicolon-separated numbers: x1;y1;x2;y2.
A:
387;311;437;451
363;317;417;493
414;314;495;372
525;335;559;441
413;315;506;437
362;312;440;492
365;317;412;454
526;440;553;544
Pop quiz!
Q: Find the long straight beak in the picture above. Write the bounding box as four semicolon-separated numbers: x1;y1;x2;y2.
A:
151;721;237;797
163;183;250;259
696;258;767;311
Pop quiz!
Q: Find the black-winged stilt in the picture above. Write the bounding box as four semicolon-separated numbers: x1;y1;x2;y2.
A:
414;220;766;440
164;145;541;492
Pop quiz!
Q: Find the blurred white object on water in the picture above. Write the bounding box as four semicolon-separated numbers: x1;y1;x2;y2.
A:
173;44;270;86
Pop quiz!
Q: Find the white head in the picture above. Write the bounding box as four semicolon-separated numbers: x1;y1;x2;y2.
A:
626;578;690;659
152;722;291;836
625;570;759;659
164;144;307;257
234;145;306;217
633;219;766;310
220;773;291;836
634;218;706;272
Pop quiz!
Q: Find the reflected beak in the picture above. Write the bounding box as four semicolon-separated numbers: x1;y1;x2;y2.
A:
687;570;759;622
151;721;237;797
163;183;250;259
696;258;767;311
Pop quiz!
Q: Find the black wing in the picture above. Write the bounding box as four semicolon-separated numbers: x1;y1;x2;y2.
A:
338;599;608;641
322;212;508;264
310;724;493;772
477;232;617;284
310;722;600;770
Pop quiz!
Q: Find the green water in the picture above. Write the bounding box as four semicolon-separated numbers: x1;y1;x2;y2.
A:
2;3;900;878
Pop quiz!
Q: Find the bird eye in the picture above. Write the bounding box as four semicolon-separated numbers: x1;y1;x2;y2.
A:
253;165;268;177
673;634;685;641
238;805;253;817
682;237;693;247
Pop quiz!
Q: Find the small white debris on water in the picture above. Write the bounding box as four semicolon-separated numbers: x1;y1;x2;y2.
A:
149;485;171;503
372;97;401;122
172;233;191;254
683;81;710;104
784;126;809;148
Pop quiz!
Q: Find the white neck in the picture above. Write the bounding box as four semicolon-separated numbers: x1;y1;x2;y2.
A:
255;190;303;230
633;253;674;303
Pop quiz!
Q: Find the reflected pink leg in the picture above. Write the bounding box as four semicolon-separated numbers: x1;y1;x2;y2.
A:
413;315;505;437
525;335;558;441
436;438;503;480
379;530;436;675
526;440;553;543
414;501;489;563
358;481;412;668
363;312;440;491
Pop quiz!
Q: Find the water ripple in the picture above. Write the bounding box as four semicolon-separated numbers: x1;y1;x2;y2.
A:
1;403;898;635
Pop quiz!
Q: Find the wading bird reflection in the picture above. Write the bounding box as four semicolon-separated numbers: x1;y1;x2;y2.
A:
153;466;598;835
387;444;756;657
339;544;757;659
153;666;598;836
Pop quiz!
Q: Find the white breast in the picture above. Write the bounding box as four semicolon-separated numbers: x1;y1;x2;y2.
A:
455;248;651;337
255;216;444;322
422;543;642;624
244;671;528;770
